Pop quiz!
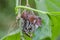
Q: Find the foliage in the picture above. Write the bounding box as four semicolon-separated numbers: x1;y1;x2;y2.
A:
0;0;60;40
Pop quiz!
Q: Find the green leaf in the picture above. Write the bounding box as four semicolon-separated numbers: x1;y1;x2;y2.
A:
33;0;52;40
3;33;20;40
45;0;60;12
32;13;51;40
35;0;60;12
34;0;60;40
49;12;60;40
1;0;60;40
1;29;20;40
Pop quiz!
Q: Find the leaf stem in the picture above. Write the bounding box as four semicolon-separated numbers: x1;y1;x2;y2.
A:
15;6;49;14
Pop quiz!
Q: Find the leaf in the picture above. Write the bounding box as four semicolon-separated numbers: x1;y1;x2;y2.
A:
34;0;60;40
1;29;20;40
1;0;60;40
3;33;20;40
33;1;52;40
34;0;60;12
32;13;51;40
49;12;60;40
45;0;60;12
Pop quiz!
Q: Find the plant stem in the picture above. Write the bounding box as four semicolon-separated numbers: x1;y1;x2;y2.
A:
15;6;49;14
16;6;60;16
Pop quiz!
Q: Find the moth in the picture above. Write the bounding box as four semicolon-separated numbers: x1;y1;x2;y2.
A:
21;10;42;37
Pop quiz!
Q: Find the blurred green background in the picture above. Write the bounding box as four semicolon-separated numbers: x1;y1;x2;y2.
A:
0;0;16;38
